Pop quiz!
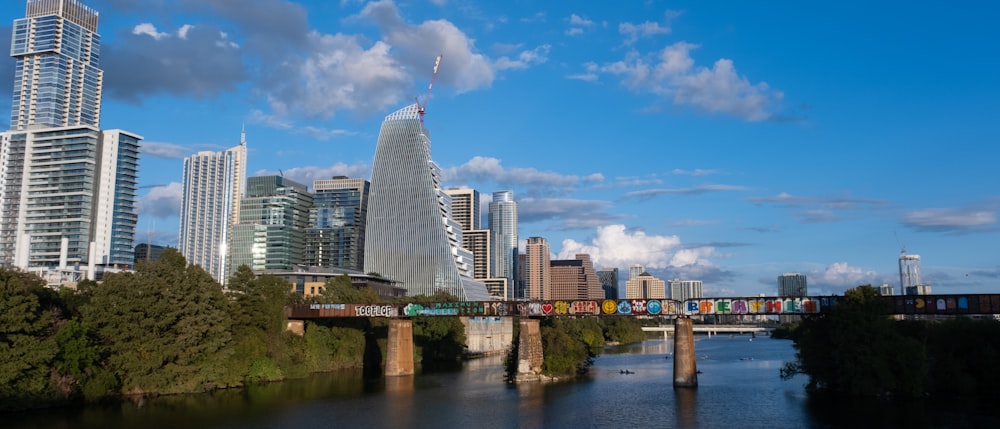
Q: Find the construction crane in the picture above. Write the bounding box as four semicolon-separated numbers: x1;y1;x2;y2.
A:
415;54;443;124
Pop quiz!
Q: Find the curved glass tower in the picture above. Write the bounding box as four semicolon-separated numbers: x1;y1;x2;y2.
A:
489;190;518;299
364;104;489;300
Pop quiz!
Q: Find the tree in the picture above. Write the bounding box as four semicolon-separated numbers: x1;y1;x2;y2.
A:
0;269;59;408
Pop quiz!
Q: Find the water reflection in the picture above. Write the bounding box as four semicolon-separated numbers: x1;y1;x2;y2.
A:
383;375;415;428
675;387;699;429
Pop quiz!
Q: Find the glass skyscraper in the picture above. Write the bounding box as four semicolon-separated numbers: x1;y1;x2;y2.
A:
229;176;312;274
364;103;489;300
178;133;247;284
0;1;140;280
304;176;369;270
489;190;518;299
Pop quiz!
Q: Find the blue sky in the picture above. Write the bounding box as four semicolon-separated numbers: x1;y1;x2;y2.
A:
2;0;997;297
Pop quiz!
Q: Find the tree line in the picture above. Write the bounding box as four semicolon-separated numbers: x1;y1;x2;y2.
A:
781;284;1000;399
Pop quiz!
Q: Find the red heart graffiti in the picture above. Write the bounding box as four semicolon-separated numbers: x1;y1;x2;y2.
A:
541;303;554;314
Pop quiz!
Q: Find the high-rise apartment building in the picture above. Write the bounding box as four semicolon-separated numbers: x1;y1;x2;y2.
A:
778;273;807;297
444;187;495;282
304;176;369;270
444;188;480;231
364;103;488;300
897;249;931;295
229;176;312;274
178;132;247;284
549;254;604;300
489;190;518;299
524;237;550;300
597;267;619;299
668;279;703;302
626;271;666;299
0;1;141;282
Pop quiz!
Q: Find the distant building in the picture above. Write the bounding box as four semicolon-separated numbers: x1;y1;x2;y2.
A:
260;266;404;299
489;191;518;299
898;249;931;295
178;131;247;284
597;268;619;299
778;273;807;297
550;254;604;300
229;176;312;275
444;188;480;231
626;271;666;299
305;176;369;271
444;188;500;289
363;104;488;300
905;284;932;295
134;244;166;262
669;279;703;302
629;264;645;281
877;283;894;296
524;237;550;300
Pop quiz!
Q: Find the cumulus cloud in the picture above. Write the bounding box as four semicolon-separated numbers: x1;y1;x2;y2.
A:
254;162;371;189
619;21;671;45
589;41;782;121
903;207;997;233
442;156;603;194
811;262;880;292
557;224;683;271
138;182;183;218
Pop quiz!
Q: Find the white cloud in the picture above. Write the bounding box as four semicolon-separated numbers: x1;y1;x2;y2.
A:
138;182;183;218
495;45;551;71
443;156;603;192
619;21;671;45
248;109;359;140
557;224;682;270
903;208;996;232
132;23;169;40
568;14;594;26
139;141;191;159
814;262;879;289
594;41;780;121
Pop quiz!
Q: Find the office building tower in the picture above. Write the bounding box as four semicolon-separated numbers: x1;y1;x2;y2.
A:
668;279;703;302
229;176;312;274
305;176;369;270
364;103;488;300
897;249;930;295
10;0;102;130
178;132;247;284
597;268;620;299
629;264;645;281
778;273;807;297
550;254;604;300
0;1;141;282
134;243;165;262
626;271;666;299
489;190;518;298
444;188;480;231
524;237;550;300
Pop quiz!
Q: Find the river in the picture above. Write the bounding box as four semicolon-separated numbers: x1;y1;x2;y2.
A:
7;336;1000;428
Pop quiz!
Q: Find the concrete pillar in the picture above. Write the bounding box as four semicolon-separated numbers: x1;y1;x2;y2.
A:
516;319;544;382
285;319;304;336
385;319;415;376
673;316;698;388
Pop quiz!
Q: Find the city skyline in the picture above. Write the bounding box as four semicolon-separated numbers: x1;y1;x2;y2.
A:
1;1;997;296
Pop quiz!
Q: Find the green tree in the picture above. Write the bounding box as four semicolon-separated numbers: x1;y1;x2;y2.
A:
82;249;235;394
787;285;925;397
540;318;595;377
0;269;59;408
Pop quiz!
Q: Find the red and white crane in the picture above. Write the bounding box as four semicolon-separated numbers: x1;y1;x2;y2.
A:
415;54;443;124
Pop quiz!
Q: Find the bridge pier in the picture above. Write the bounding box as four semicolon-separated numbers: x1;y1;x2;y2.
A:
385;319;414;376
673;316;698;388
516;319;544;382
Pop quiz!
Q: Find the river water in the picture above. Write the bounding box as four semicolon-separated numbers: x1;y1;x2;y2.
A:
8;336;1000;428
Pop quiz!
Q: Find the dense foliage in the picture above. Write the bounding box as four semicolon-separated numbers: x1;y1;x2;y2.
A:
784;284;1000;399
0;252;383;411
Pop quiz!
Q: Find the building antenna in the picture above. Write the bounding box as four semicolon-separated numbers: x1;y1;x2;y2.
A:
415;54;443;124
894;230;906;254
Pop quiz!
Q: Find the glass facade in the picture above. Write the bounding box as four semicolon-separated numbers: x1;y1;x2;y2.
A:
364;104;489;300
229;176;312;275
304;177;369;271
10;0;102;130
178;142;246;283
489;190;518;299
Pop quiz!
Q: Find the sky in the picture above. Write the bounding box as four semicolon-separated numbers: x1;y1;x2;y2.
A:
1;0;997;297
